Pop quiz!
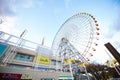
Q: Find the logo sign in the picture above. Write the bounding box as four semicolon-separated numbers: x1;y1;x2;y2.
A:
21;74;32;79
41;78;54;80
0;73;22;79
36;55;50;65
58;76;74;80
0;43;8;56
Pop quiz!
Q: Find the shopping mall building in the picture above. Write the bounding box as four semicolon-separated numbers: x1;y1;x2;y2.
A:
0;31;71;80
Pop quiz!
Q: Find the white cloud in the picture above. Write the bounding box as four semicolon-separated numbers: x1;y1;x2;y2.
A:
17;0;44;9
0;0;44;36
0;0;16;16
22;0;34;8
0;0;18;34
0;16;19;35
103;1;120;48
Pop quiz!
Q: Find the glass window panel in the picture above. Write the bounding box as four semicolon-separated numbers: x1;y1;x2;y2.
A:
14;52;34;62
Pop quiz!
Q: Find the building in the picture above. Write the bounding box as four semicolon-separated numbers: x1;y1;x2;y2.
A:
0;31;71;80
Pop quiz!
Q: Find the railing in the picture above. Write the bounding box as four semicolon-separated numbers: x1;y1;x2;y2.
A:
0;31;51;52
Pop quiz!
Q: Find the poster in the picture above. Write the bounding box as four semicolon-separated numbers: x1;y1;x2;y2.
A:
36;55;50;65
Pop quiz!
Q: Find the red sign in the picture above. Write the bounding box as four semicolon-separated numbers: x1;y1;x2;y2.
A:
0;73;22;79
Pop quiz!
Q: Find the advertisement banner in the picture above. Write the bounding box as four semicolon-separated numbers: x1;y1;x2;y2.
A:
0;73;22;79
36;55;50;65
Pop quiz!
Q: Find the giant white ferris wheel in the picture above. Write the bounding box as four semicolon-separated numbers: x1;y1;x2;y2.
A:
52;12;100;77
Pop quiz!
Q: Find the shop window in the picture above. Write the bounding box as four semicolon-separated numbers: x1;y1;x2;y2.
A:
14;52;34;62
51;60;56;65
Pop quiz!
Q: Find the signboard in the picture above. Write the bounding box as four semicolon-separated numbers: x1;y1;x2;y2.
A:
0;73;32;79
58;76;74;80
0;73;22;79
41;78;54;80
0;43;8;56
21;74;32;79
36;55;50;65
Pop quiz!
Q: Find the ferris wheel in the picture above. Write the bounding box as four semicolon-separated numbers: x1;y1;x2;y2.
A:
52;12;100;63
52;12;100;79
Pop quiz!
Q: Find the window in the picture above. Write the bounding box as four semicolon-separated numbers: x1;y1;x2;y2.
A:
58;61;61;66
14;52;34;62
51;60;56;65
41;78;54;80
0;43;8;56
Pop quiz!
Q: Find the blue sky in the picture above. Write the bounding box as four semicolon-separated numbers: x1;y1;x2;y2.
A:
0;0;120;63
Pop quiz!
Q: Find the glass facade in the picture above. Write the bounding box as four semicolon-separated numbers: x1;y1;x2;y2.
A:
14;52;34;62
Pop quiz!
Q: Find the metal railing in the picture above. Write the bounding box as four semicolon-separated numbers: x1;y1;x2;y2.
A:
0;31;51;51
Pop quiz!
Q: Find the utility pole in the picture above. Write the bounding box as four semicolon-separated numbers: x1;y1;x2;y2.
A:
104;42;120;64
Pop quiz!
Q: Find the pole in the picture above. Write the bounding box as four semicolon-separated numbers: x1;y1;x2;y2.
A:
83;64;90;80
68;60;74;80
104;47;120;75
104;42;120;64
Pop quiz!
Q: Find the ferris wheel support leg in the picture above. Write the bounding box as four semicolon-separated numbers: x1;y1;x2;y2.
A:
83;64;90;80
68;61;73;80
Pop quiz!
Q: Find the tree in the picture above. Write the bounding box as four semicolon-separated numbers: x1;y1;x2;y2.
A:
86;63;120;80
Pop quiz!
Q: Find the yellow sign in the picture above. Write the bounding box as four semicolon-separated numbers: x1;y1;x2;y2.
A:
112;59;117;64
63;58;69;64
21;74;32;79
36;55;50;65
70;58;75;64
